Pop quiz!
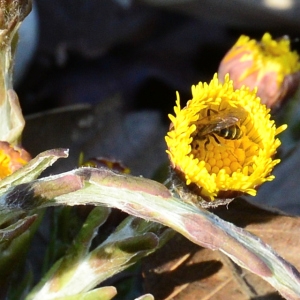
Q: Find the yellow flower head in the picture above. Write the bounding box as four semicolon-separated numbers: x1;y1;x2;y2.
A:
218;33;300;109
165;74;286;205
0;141;31;179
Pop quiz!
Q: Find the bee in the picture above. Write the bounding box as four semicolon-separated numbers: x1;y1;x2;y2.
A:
193;107;247;145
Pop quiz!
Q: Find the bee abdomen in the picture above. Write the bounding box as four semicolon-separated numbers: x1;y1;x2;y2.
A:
217;125;242;140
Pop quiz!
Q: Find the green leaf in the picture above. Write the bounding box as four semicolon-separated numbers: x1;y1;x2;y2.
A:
0;212;41;294
2;166;300;298
0;148;69;193
27;212;171;299
0;169;83;215
134;294;154;300
0;214;37;243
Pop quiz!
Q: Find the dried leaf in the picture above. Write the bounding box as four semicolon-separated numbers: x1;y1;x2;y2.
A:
143;233;279;300
142;199;300;299
23;99;168;178
215;199;300;285
0;0;32;144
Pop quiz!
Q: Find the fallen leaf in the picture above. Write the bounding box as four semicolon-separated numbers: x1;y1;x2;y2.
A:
142;198;300;299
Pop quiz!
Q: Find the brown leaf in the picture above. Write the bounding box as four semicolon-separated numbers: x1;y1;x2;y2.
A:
23;97;168;178
142;198;300;299
215;198;300;273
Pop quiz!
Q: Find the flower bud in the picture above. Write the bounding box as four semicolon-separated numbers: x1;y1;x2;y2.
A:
218;33;300;110
0;141;31;179
0;0;32;30
80;156;130;174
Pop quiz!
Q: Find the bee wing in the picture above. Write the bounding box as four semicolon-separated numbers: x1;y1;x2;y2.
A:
228;107;247;121
196;107;246;137
196;116;239;136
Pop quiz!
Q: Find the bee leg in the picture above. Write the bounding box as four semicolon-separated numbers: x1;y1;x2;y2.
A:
207;108;218;117
211;134;221;145
203;139;210;161
204;138;210;150
204;135;220;151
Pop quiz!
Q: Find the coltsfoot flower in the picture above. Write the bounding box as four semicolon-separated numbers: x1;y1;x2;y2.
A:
0;141;31;179
165;74;287;207
218;33;300;110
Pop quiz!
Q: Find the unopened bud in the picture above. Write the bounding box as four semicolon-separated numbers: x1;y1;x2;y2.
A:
0;141;31;179
218;33;300;110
